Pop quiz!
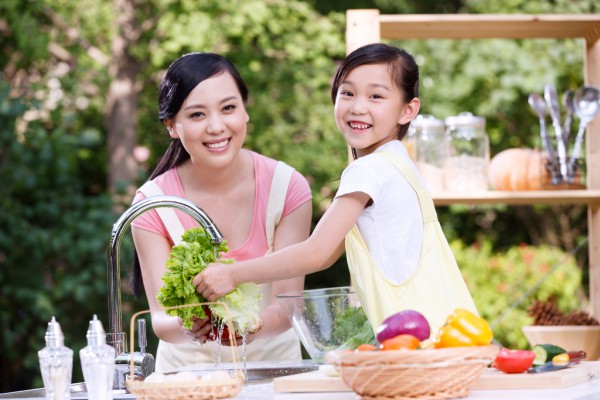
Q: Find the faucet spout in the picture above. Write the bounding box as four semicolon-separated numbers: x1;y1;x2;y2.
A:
106;195;222;362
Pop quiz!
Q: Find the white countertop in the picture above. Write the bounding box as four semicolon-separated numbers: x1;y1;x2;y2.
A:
237;378;600;399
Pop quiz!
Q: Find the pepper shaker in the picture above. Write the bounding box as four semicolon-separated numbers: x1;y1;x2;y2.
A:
80;315;115;400
38;316;73;400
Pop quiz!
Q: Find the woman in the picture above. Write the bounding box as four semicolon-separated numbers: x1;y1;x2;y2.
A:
131;52;312;371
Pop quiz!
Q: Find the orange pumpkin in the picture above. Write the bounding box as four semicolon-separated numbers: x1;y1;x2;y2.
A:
488;148;549;191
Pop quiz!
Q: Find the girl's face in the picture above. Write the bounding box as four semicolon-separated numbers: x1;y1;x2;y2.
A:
165;71;249;169
334;63;419;158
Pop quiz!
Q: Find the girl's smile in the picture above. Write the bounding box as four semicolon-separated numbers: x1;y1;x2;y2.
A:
334;63;419;157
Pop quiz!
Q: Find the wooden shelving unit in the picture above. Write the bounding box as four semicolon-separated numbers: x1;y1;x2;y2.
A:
345;11;600;316
433;190;600;206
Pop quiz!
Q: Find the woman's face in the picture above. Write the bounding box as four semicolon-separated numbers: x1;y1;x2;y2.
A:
166;71;249;169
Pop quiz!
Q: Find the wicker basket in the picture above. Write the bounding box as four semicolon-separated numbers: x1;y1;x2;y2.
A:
125;303;245;400
126;371;245;400
326;345;499;400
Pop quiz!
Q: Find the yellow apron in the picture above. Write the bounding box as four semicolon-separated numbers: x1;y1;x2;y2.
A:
345;150;478;337
140;162;302;371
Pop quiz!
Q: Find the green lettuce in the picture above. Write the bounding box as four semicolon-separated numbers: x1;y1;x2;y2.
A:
332;306;376;351
157;227;262;333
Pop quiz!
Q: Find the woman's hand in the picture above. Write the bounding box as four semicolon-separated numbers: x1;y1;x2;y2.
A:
193;263;236;301
179;316;214;344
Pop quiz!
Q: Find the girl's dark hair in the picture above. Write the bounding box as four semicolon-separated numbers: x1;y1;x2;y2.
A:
330;43;419;152
131;52;249;297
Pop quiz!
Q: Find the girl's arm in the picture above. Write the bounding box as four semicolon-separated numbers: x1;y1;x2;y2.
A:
194;191;370;300
247;199;312;342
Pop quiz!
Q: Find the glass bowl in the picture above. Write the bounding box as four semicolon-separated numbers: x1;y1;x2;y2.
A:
276;286;375;363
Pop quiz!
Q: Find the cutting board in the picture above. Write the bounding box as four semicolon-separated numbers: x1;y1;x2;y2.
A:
273;361;600;392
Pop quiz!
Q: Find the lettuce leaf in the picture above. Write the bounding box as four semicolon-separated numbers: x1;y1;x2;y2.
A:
157;227;262;333
332;306;376;351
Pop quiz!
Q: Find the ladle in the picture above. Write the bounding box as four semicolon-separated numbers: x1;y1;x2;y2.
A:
568;85;600;176
562;89;575;146
528;93;555;159
544;84;568;180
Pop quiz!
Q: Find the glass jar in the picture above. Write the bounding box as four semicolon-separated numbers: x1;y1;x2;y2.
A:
409;114;446;193
444;112;490;192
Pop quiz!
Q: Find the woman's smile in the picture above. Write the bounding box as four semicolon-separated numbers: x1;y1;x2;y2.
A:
204;137;231;151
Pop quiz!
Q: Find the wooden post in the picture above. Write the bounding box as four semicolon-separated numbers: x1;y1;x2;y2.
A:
346;10;381;54
585;35;600;317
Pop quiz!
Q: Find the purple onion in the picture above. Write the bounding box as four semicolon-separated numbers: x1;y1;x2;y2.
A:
376;310;431;342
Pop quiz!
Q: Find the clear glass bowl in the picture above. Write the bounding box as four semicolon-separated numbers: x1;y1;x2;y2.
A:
276;286;374;363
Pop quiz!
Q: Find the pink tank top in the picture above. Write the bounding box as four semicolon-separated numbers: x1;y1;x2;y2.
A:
131;150;311;261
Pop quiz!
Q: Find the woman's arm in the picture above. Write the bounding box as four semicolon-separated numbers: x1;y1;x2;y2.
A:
194;191;370;300
132;227;213;343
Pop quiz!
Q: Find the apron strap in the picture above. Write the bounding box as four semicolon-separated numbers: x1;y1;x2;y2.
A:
138;181;185;245
265;161;294;252
376;151;437;222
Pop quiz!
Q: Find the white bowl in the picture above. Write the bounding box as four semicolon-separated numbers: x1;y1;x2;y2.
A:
522;325;600;360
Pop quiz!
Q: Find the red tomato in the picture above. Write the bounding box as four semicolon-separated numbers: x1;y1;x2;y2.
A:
356;344;377;351
379;334;420;351
492;348;535;374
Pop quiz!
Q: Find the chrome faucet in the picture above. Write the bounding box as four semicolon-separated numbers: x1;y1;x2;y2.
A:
106;195;223;389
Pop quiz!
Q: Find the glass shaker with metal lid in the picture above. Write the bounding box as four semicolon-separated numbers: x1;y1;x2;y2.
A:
409;114;446;193
443;112;490;192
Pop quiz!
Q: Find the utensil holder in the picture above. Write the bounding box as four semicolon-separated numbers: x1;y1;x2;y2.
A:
126;302;245;400
542;152;586;190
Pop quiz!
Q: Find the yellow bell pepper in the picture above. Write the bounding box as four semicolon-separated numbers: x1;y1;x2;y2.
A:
435;308;493;348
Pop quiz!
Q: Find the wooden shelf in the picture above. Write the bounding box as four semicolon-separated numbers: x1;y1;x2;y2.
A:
433;190;600;206
379;14;600;41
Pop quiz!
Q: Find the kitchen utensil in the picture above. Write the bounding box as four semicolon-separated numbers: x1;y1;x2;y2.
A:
544;84;569;179
568;85;600;178
562;89;575;146
528;360;572;373
528;93;555;159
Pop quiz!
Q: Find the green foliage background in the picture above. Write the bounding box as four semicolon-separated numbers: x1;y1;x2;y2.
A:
0;0;597;393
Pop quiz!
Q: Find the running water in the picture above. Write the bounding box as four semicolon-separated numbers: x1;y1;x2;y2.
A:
240;333;248;374
206;310;250;380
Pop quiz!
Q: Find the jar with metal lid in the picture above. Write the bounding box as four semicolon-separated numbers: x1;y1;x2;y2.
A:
444;112;490;192
409;114;446;193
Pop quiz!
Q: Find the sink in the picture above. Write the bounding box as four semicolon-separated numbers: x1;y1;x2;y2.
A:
0;361;318;399
172;360;319;384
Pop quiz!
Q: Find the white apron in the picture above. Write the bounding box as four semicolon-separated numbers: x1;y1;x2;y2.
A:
345;151;478;337
138;161;301;371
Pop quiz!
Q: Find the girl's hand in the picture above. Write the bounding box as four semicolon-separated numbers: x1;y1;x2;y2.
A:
179;316;213;344
193;263;236;301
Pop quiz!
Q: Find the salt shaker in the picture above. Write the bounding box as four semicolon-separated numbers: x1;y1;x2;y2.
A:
38;316;73;400
80;315;115;400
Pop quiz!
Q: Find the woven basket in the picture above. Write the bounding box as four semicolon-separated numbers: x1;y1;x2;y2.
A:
126;371;245;400
125;303;245;400
327;345;499;400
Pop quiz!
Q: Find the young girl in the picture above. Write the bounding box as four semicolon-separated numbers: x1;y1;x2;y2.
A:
194;43;478;336
131;52;313;370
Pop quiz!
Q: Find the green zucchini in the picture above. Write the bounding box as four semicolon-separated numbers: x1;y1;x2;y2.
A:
532;343;567;366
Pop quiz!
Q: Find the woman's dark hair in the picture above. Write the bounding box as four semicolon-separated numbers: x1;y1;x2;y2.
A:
131;52;249;297
330;43;419;157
